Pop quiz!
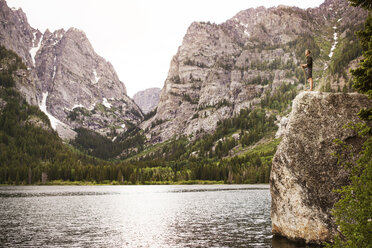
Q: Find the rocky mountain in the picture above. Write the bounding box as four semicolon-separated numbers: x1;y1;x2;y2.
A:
0;0;35;67
132;87;161;114
34;27;143;138
0;0;39;106
270;92;371;244
0;0;143;139
141;0;367;143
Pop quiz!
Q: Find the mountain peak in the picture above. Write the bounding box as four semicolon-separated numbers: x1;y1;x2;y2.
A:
66;27;85;36
133;88;161;114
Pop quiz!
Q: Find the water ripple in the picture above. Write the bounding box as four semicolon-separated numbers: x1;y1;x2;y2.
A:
0;185;314;248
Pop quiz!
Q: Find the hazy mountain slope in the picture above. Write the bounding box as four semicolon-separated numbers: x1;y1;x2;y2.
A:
133;87;161;114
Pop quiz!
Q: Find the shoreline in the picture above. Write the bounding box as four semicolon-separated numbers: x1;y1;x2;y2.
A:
0;180;268;186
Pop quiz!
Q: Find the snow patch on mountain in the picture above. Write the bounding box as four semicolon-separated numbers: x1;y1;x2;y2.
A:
29;32;42;66
39;92;66;130
93;69;100;84
102;98;111;108
329;26;338;58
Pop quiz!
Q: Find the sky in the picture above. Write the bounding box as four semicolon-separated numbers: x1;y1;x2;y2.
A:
7;0;324;97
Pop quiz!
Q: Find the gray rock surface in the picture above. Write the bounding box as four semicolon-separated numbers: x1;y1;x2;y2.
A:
0;97;6;111
275;116;289;138
0;1;35;67
13;69;38;106
0;0;39;106
141;0;367;143
133;87;161;114
270;92;371;244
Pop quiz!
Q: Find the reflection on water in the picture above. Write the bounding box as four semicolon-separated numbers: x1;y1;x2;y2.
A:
0;185;316;247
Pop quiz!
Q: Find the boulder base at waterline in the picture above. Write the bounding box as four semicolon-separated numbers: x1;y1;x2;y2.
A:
270;92;371;244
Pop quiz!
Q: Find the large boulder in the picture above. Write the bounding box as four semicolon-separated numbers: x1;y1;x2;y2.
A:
270;91;371;244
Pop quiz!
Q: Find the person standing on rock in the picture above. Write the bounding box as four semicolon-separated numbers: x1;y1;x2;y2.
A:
301;49;313;91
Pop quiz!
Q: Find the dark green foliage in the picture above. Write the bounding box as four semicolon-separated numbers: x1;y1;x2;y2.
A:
249;58;296;71
196;108;276;157
288;34;320;62
244;75;273;86
260;83;299;112
329;23;363;75
151;118;166;128
357;108;372;121
198;99;231;110
131;108;143;119
67;107;92;121
349;0;372;10
169;92;199;105
0;45;26;88
72;124;146;160
182;93;198;104
327;124;372;248
72;128;121;160
184;58;208;68
171;75;181;84
144;107;157;121
0;87;105;184
0;45;26;70
351;14;372;103
67;110;78;121
327;3;372;247
294;67;306;84
0;73;14;88
219;62;233;71
0;46;111;184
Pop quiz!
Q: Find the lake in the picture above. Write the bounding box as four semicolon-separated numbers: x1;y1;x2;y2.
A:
0;185;314;247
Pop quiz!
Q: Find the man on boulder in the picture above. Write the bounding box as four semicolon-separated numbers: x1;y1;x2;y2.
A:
301;49;313;91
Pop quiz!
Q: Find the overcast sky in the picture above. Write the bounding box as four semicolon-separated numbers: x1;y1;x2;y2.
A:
7;0;324;97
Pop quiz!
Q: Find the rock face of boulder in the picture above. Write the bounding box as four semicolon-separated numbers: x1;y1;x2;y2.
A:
270;92;371;244
133;87;161;114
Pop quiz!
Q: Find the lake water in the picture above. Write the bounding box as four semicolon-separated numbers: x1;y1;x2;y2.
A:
0;185;314;247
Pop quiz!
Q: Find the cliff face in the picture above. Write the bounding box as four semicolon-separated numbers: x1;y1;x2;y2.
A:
0;0;143;139
270;92;371;244
133;87;161;114
0;0;39;106
141;0;367;143
0;0;35;67
34;27;143;137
